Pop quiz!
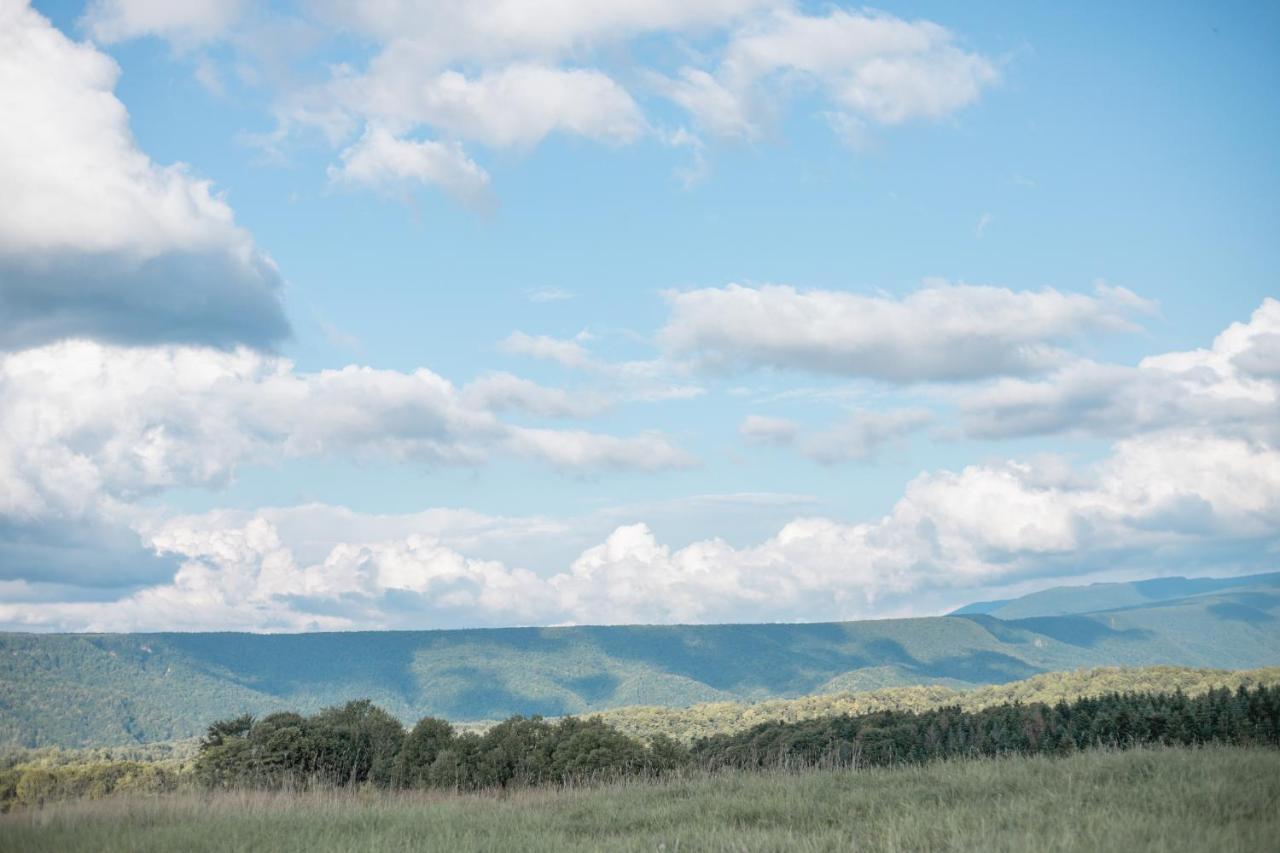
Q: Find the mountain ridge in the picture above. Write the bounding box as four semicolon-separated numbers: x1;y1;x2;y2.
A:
3;571;1277;748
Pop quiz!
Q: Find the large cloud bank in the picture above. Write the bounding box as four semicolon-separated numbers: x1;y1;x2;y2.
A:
0;0;289;350
4;302;1276;632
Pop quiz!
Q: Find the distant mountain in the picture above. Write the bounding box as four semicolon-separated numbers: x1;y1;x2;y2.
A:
2;571;1277;748
949;571;1280;619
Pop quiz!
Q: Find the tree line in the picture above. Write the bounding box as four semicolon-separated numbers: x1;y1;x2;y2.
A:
4;683;1276;808
193;700;689;790
693;684;1280;770
192;684;1280;790
598;665;1280;744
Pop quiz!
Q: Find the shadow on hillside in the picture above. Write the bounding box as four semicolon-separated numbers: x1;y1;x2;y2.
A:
431;665;575;719
155;631;425;703
1002;616;1155;648
562;672;622;704
913;649;1042;684
585;622;864;696
1207;602;1275;625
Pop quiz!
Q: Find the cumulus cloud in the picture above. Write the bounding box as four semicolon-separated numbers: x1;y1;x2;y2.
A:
328;125;494;207
963;297;1280;442
0;341;692;529
224;3;997;200
0;0;289;350
5;426;1277;632
1;298;1251;631
330;62;647;149
659;281;1154;381
60;3;1002;205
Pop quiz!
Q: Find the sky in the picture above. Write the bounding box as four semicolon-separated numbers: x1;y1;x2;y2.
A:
0;0;1277;632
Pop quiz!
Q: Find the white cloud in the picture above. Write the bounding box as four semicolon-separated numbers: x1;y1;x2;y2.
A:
242;3;997;200
62;3;1002;205
800;409;934;465
463;372;610;418
5;293;1279;631
654;68;758;140
0;341;692;528
331;62;647;149
310;0;772;64
658;8;998;139
963;297;1280;442
500;331;593;369
80;0;245;46
9;303;1279;630
505;428;696;472
659;281;1154;381
740;414;798;445
328;125;493;207
0;0;288;349
500;330;706;404
5;426;1276;632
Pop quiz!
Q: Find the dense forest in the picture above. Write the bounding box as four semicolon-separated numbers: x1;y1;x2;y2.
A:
5;683;1277;809
4;572;1278;749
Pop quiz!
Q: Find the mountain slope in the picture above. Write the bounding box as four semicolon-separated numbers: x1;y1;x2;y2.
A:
950;572;1280;619
2;572;1277;747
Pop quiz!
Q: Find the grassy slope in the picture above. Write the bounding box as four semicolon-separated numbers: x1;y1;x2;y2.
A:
3;572;1278;747
1;748;1276;852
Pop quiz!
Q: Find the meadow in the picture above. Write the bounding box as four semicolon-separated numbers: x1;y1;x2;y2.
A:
1;746;1275;852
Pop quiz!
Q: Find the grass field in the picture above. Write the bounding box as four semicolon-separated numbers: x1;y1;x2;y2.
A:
1;747;1277;852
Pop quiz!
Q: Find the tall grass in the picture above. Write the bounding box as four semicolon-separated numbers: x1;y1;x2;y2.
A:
1;746;1276;852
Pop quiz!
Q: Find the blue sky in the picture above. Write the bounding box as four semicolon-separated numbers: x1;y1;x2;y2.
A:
1;0;1277;631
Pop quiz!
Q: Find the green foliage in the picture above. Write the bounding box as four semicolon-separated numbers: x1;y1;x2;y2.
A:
598;665;1280;743
0;761;180;811
192;707;691;793
4;572;1278;748
394;716;454;788
692;684;1280;770
3;748;1278;852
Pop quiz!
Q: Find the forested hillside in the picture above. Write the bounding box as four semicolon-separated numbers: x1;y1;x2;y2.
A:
2;572;1277;748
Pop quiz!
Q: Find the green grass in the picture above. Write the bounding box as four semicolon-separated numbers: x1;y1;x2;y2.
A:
2;747;1277;852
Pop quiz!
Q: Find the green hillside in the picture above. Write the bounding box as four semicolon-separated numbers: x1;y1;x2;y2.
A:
2;572;1277;748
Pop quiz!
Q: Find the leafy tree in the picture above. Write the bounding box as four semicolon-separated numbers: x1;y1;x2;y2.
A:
396;717;454;788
